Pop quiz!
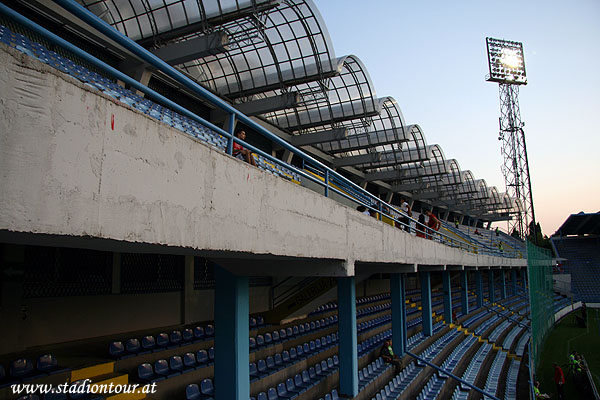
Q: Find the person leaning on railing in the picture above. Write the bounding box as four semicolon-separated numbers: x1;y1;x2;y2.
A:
424;210;441;240
233;130;257;167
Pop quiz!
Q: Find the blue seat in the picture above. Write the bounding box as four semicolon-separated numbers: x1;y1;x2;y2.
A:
182;328;194;342
169;331;182;348
256;316;265;326
154;360;170;378
250;317;257;329
276;382;296;399
169;355;184;374
264;333;273;345
250;337;257;350
294;374;309;391
282;351;291;363
286;378;303;395
296;345;304;359
36;354;67;375
205;325;215;337
257;392;267;400
287;327;294;338
126;338;141;354
186;383;201;400
193;326;205;341
249;362;260;382
274;353;284;369
257;359;269;377
142;335;156;352
183;353;197;370
293;326;300;336
156;333;170;348
289;347;297;360
302;343;310;356
302;370;314;387
256;335;265;347
266;356;278;372
272;330;280;342
196;350;209;365
279;329;287;341
267;387;278;400
208;347;214;363
200;378;215;397
10;358;36;380
109;342;125;358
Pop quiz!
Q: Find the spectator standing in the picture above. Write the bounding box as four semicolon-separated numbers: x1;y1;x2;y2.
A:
425;210;441;240
416;214;426;238
400;198;412;233
553;362;565;400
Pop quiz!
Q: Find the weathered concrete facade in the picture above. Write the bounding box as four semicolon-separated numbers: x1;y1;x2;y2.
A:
0;45;526;275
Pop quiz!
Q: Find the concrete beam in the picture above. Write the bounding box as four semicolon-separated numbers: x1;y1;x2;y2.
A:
446;265;464;271
417;264;446;272
332;152;382;168
234;92;300;116
355;262;416;275
151;32;229;65
209;255;348;277
290;128;348;146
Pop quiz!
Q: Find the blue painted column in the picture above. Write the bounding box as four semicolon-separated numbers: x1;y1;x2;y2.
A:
442;271;452;323
511;269;518;296
488;270;495;304
476;270;484;309
460;270;469;316
337;277;358;398
500;270;507;299
214;265;249;400
390;273;407;356
420;271;433;336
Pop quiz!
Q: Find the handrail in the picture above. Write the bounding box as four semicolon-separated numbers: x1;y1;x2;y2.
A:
405;350;501;400
4;0;514;258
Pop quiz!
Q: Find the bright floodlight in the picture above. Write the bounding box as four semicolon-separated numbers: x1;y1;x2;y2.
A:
486;37;527;85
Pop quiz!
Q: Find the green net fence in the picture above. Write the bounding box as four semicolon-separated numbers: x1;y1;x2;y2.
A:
527;240;554;369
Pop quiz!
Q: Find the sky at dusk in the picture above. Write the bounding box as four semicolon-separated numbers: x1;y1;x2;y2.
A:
313;0;600;236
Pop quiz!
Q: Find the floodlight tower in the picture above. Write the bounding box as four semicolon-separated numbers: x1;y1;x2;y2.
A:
486;37;536;240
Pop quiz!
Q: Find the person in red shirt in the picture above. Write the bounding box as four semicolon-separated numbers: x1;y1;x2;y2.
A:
233;130;257;167
425;210;441;240
553;362;565;399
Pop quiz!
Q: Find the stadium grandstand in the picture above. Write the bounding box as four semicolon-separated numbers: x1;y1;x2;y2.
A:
0;1;585;399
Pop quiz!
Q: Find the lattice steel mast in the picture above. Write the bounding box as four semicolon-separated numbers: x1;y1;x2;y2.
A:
486;37;536;239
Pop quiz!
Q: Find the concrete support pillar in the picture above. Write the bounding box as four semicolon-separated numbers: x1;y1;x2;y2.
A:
337;277;358;398
442;271;452;323
214;265;249;400
511;269;518;296
460;270;469;317
500;270;507;300
390;273;407;356
488;270;495;304
476;270;484;309
420;271;432;336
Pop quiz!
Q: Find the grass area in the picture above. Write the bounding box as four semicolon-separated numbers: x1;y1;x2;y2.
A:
536;309;600;399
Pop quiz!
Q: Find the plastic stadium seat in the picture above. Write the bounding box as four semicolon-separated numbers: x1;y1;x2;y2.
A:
208;347;215;363
249;363;260;382
256;335;265;347
257;359;269;377
169;356;184;373
142;335;156;352
182;328;194;342
156;333;170;348
272;330;280;342
276;382;296;400
250;317;257;329
286;378;303;395
256;316;265;326
205;325;215;337
289;347;297;360
193;326;205;341
267;388;278;400
109;342;125;358
183;353;197;370
287;327;294;338
279;329;287;341
200;378;215;396
16;395;40;400
266;356;277;372
196;350;209;365
170;330;183;346
36;354;59;374
250;337;257;350
126;338;141;354
282;351;291;363
154;360;169;377
10;358;34;379
257;392;267;400
186;383;201;400
264;333;273;345
274;353;284;369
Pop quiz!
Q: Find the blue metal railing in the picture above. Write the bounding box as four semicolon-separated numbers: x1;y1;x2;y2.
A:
1;0;511;258
405;350;501;400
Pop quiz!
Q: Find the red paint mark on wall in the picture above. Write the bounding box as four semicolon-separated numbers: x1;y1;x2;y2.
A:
111;114;115;130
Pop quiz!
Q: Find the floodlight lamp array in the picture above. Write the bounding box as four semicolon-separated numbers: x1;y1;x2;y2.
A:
486;37;527;85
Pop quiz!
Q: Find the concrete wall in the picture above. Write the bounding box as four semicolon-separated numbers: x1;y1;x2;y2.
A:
0;45;526;275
